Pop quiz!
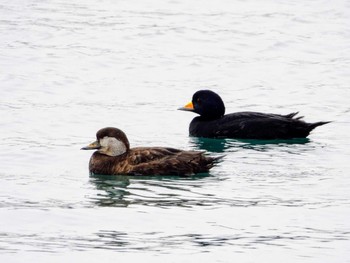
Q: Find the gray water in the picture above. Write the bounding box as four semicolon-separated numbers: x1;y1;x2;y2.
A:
1;0;350;262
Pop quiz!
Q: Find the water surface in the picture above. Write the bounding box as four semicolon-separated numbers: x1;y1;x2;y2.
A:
1;0;350;262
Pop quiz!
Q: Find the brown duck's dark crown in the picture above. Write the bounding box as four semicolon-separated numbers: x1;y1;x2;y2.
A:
96;127;130;150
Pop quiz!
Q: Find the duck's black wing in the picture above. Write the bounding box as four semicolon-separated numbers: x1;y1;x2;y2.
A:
190;111;329;139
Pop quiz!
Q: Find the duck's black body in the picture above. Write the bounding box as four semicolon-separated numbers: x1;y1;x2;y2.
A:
189;111;329;139
179;90;330;139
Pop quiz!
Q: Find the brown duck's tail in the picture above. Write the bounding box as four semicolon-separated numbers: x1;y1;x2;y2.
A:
213;155;225;163
309;121;331;131
204;155;224;169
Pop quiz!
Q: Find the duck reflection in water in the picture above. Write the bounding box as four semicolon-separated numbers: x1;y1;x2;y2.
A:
89;174;131;207
90;173;215;207
190;136;310;153
89;173;213;208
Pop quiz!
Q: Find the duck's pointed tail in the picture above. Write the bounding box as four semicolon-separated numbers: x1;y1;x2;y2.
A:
309;121;331;131
284;112;299;118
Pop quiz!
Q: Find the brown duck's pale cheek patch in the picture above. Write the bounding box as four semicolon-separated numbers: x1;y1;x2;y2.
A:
97;147;109;155
99;136;127;157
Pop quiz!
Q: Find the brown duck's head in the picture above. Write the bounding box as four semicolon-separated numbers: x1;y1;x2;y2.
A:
81;127;130;157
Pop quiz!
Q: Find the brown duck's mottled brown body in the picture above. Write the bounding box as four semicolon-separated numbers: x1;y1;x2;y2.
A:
82;127;219;176
89;147;216;176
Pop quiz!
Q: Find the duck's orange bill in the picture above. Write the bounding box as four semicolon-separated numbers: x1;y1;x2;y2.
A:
183;101;194;110
178;101;194;111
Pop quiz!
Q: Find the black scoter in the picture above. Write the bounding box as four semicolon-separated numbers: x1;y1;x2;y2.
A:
178;90;330;139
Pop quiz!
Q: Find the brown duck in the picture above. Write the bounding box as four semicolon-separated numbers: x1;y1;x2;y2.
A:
81;127;219;176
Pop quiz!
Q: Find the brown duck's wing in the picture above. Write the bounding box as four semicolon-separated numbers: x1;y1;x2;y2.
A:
128;147;182;164
126;147;217;176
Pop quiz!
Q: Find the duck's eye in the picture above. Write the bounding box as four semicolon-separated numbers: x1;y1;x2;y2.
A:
196;98;201;104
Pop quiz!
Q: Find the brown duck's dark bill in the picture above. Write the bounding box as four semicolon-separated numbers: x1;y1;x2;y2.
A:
178;101;194;111
81;141;101;150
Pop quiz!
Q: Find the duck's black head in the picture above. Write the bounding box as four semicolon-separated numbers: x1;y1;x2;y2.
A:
81;127;130;156
178;90;225;120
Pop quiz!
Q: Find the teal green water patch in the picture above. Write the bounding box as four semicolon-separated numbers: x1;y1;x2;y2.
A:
190;136;310;152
